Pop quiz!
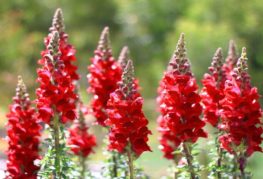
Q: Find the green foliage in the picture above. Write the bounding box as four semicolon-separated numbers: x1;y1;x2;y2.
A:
206;137;235;178
38;125;78;179
101;149;149;179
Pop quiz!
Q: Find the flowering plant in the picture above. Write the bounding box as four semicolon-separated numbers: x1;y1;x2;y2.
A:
219;48;263;178
87;27;122;127
6;76;41;179
106;60;151;178
157;34;207;178
36;9;78;178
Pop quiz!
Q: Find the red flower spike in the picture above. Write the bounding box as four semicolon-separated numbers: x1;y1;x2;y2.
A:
6;76;41;179
223;40;238;77
106;60;152;157
87;27;122;126
157;33;207;160
201;48;226;127
47;8;79;81
36;31;77;124
68;102;96;158
219;47;263;157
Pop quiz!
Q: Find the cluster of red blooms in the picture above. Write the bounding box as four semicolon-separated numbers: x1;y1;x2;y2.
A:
200;48;226;127
219;48;263;156
157;34;207;159
6;76;41;179
68;123;96;157
36;29;77;124
48;9;79;82
87;27;122;126
106;60;151;156
68;103;96;157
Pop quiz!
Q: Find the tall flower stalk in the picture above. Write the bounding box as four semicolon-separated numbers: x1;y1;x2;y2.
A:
36;9;79;178
200;48;228;178
219;48;263;178
6;76;41;179
157;33;207;178
87;27;125;178
87;27;122;127
106;60;152;179
36;30;77;178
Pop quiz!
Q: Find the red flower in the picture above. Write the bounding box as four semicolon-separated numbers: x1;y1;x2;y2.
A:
219;48;263;156
68;124;96;157
6;76;41;179
106;60;151;157
68;101;96;158
36;30;77;124
87;27;122;126
200;48;226;127
48;8;79;81
157;34;207;160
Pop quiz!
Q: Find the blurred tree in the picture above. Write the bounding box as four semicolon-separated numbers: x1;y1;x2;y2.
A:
0;0;263;102
0;0;120;105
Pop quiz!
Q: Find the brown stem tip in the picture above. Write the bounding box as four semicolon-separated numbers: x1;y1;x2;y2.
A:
17;76;27;96
51;8;65;34
97;26;111;52
118;46;130;69
170;33;191;75
48;31;60;56
121;60;135;97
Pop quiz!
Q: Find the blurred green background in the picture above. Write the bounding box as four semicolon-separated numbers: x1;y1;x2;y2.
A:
0;0;263;178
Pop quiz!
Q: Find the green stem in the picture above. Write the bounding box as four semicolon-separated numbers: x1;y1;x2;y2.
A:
174;162;178;179
182;142;196;179
80;156;86;179
112;152;118;177
238;156;247;179
216;147;223;179
232;156;238;179
215;134;223;179
127;148;134;179
173;156;179;179
54;116;61;178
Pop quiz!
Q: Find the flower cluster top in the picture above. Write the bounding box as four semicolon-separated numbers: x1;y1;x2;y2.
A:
201;48;227;126
6;76;41;178
219;48;263;156
36;31;77;124
157;34;207;159
87;27;122;126
106;60;152;157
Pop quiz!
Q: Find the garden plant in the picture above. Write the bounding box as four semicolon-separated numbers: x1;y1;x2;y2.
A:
4;8;263;179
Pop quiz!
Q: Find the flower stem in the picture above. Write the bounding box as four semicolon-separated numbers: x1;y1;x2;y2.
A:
54;116;61;178
216;146;223;179
215;133;223;179
182;142;196;179
127;148;134;179
112;152;118;177
173;156;180;179
233;156;238;179
238;156;247;179
174;162;178;179
80;156;86;179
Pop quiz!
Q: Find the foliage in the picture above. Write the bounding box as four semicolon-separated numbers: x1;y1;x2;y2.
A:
38;126;78;179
